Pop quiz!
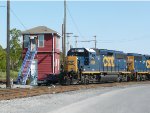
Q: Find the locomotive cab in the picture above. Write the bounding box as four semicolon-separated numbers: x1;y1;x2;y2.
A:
67;48;91;73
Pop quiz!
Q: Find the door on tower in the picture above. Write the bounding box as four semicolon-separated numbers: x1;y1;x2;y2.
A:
30;60;38;85
30;36;37;52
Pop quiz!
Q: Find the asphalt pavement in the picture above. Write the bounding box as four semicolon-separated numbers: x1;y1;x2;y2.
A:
50;85;150;113
0;84;150;113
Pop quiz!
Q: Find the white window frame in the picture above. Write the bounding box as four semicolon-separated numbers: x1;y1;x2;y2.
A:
24;35;29;48
38;34;44;47
56;37;59;49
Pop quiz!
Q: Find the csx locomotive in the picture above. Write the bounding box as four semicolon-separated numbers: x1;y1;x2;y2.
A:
60;48;150;84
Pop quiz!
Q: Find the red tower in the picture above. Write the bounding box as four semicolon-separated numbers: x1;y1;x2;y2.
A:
20;26;60;85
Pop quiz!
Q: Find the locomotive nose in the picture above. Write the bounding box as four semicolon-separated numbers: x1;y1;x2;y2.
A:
67;56;78;72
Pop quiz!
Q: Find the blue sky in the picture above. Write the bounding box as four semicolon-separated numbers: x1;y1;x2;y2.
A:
0;1;150;54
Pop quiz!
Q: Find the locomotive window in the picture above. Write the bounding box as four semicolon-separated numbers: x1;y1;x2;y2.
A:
75;52;85;56
67;49;89;57
73;49;84;52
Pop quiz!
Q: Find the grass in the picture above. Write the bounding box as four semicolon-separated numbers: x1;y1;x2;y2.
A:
0;70;18;80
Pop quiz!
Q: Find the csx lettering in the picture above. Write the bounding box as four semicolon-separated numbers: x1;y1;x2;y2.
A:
103;56;115;67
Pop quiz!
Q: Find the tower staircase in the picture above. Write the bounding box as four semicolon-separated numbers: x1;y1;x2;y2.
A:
17;46;37;85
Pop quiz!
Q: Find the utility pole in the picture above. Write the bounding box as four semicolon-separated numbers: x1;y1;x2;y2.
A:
62;0;66;68
93;35;97;48
64;0;66;56
62;24;64;62
6;0;11;88
66;33;73;52
73;35;78;48
66;35;70;52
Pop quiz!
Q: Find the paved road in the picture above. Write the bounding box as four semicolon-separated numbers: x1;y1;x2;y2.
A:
0;84;150;113
50;85;150;113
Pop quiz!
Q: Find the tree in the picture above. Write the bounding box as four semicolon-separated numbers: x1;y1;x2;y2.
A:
10;28;22;71
0;45;6;71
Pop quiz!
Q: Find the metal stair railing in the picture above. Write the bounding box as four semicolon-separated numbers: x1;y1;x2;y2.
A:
17;45;31;83
22;50;37;85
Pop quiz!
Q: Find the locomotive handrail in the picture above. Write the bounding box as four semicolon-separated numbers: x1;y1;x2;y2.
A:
22;50;37;85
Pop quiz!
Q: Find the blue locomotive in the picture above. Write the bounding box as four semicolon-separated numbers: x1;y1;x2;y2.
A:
63;48;150;84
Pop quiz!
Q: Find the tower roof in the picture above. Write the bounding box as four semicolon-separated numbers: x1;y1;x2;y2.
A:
22;26;60;36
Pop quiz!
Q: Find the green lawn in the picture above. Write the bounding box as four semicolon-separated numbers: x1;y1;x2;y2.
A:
0;70;18;80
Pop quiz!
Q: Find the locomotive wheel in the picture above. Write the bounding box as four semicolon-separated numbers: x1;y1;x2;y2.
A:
66;78;71;85
84;75;89;85
81;75;89;85
125;75;130;82
137;75;141;81
71;79;79;84
142;75;146;81
117;75;122;82
127;75;130;82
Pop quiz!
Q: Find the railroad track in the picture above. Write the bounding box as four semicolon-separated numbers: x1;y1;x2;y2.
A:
0;81;150;101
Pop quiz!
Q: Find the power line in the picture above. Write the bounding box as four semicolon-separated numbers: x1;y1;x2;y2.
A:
0;5;6;7
10;8;27;30
96;36;150;43
0;5;28;31
66;4;84;39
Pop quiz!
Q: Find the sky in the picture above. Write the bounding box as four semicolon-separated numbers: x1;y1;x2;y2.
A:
0;1;150;54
